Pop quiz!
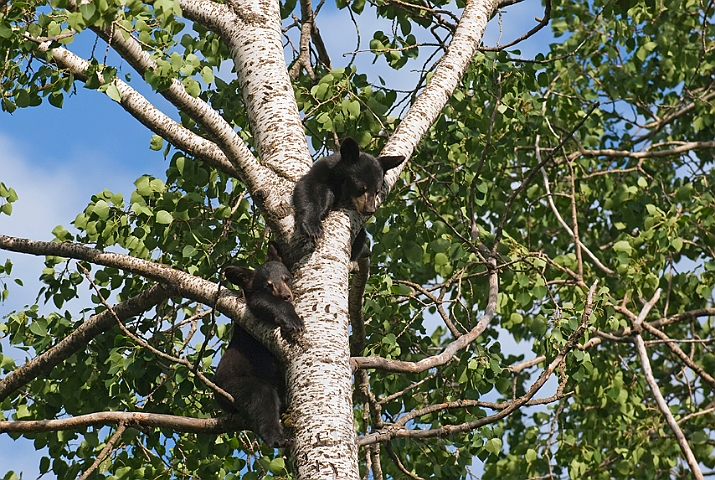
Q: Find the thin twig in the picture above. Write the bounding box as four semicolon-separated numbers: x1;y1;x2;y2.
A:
631;289;704;480
77;423;127;480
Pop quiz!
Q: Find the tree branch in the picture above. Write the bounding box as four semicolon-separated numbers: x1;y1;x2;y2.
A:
349;256;370;357
179;0;312;239
641;322;715;391
351;257;498;373
575;141;715;160
631;289;704;480
0;235;288;359
288;0;318;80
77;7;264;186
479;0;550;52
78;265;235;407
33;41;240;178
183;0;311;177
381;0;500;188
0;411;249;435
358;281;598;446
540;165;615;275
77;423;126;480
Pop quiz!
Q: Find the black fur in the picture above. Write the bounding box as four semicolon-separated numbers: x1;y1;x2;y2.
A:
215;243;303;447
213;326;287;446
292;138;405;259
224;243;304;334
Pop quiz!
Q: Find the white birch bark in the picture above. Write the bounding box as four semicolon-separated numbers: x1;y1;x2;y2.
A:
381;0;499;189
181;0;311;235
177;2;360;475
288;213;358;478
220;0;312;177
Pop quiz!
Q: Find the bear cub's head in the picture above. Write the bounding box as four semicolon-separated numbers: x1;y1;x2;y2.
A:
224;242;293;302
334;138;405;216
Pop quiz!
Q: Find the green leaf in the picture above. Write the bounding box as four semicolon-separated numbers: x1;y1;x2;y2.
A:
79;2;96;21
29;320;48;337
526;448;537;462
182;78;201;97
485;438;502;454
105;82;121;102
49;92;65;108
268;457;286;474
200;66;215;84
150;135;164;151
531;318;547;335
434;252;449;266
671;237;683;252
347;100;360;119
155;210;173;225
612;240;632;254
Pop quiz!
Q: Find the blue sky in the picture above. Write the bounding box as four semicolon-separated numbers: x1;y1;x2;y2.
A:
0;2;552;477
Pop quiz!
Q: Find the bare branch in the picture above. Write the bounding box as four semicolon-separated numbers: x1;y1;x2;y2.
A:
678;407;715;425
357;281;598;446
631;289;704;480
0;411;248;435
479;0;550;52
351;257;498;373
575;141;715;160
310;0;332;69
77;423;127;480
634;89;715;144
393;278;463;337
641;322;715;390
349;256;370;357
651;308;715;329
288;0;329;80
385;443;424;480
508;355;546;374
540;165;615;275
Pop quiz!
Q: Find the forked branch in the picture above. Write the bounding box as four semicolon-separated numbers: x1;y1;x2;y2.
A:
351;257;498;373
358;281;598;446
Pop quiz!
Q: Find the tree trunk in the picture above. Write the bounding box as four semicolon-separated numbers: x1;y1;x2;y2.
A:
290;213;358;477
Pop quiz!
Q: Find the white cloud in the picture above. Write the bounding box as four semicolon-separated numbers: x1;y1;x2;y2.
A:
0;133;139;309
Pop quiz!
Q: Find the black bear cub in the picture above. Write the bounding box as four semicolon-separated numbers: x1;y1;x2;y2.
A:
292;137;405;259
215;242;303;447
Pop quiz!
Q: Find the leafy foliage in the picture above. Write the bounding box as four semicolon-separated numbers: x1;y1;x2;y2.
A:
2;0;715;478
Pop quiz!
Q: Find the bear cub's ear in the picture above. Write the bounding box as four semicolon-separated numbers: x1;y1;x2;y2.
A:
339;137;361;161
265;241;284;265
224;266;254;291
378;155;406;173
